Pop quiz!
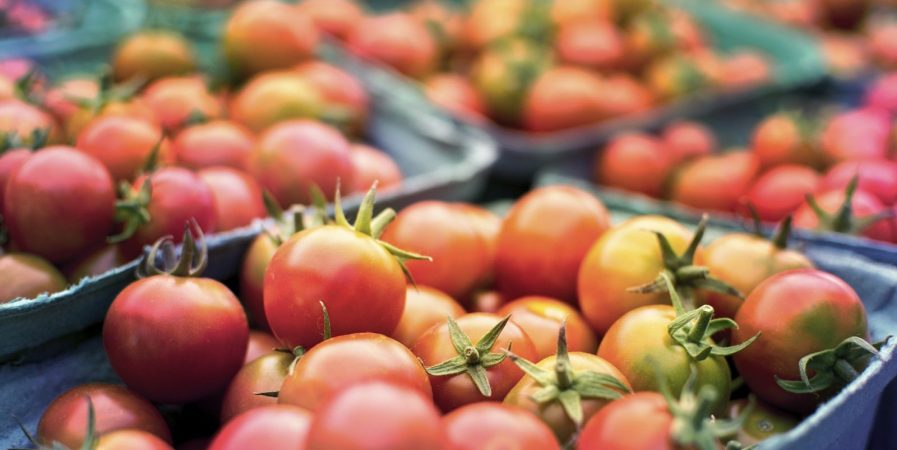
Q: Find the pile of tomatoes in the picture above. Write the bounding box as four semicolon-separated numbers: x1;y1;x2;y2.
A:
24;183;885;450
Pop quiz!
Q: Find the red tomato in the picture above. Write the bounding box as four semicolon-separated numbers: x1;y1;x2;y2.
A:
294;61;369;135
244;330;279;364
4;147;115;263
223;0;318;77
210;405;311;450
595;74;655;119
279;333;431;411
96;430;173;450
297;0;364;39
794;187;896;242
249;120;353;207
411;313;538;411
239;234;278;331
555;20;624;71
346;13;439;79
820;109;891;164
443;402;560;450
496;296;597;359
751;112;820;169
661;120;716;165
0;99;60;145
819;160;897;206
111;31;196;82
669;152;760;212
220;351;292;423
864;73;897;116
596;132;672;198
306;380;445;450
197;167;266;232
172;120;254;171
424;74;488;120
391;286;465;348
38;383;171;449
348;144;402;194
495;186;610;303
228;71;324;133
65;96;158;143
576;392;672;450
76;116;173;182
141;76;222;132
43;77;99;123
522;66;607;132
0;252;67;303
457;204;501;282
0;148;31;212
745;164;820;222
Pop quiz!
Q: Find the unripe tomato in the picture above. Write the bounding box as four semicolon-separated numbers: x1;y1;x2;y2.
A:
0;253;66;303
220;351;292;423
95;430;173;450
496;296;597;359
141;76;222;132
297;0;364;40
391;286;465;348
76;116;173;182
346;13;438;79
470;38;550;126
111;31;196;82
443;402;560;450
229;71;325;133
210;405;311;450
172;120;254;171
224;0;318;77
745;165;820;222
198;167;266;232
596;132;672;198
575;392;673;450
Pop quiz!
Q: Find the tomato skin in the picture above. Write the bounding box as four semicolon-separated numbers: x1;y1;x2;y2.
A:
412;313;538;412
523;66;607;132
793;188;896;242
443;402;560;450
224;0;318;77
249;119;353;206
173;120;254;171
239;234;277;331
496;186;611;303
728;398;799;446
576;392;673;450
38;383;171;449
0;148;31;212
197;167;266;232
4;147;115;264
279;333;431;411
95;430;173;450
820;109;891;164
229;71;324;134
578;216;697;335
555;20;624;71
141;76;222;132
306;380;445;450
391;286;466;348
745;165;820;222
504;352;630;442
111;31;195;82
264;226;405;348
424;74;488;120
596;132;672;198
496;296;598;359
0;99;61;144
819;160;897;206
65;97;157;142
43;78;99;123
210;405;311;450
596;74;655;119
733;269;869;413
669;152;760;213
297;0;364;40
0;253;67;303
220;351;292;424
662;120;716;165
76;116;173;182
348;144;402;194
103;275;249;404
347;13;438;79
751;113;818;169
294;61;369;135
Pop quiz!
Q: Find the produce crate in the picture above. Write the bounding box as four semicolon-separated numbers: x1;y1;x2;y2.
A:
325;0;827;180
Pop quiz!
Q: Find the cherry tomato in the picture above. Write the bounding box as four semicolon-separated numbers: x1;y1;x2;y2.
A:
391;286;465;348
555;19;623;71
819;160;897;206
661;120;716;165
239;234;277;331
820;109;891;164
794;187;896;242
575;392;673;450
43;77;99;123
348;144;402;194
229;71;324;133
223;0;318;77
210;405;311;450
523;66;608;132
279;333;431;411
424;74;488;120
645;53;710;101
220;351;292;423
0;148;31;212
728;398;799;446
864;73;897;116
496;186;610;303
0;99;60;145
751;112;820;169
38;383;171;449
96;430;173;450
457;204;501;281
596;132;672;198
496;296;597;359
65;96;158;143
0;252;66;303
443;402;560;450
669;152;760;213
76;116;173;182
111;31;196;82
297;0;364;40
411;1;463;56
346;13;438;79
172;120;254;171
294;61;369;135
623;11;676;70
244;331;279;364
197;167;266;232
141;76;222;132
745;165;820;222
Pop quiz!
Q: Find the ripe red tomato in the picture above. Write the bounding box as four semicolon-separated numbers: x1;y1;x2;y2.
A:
819;160;897;206
76;116;173;182
4;147;115;263
244;331;279;364
460;0;526;52
111;31;196;82
391;286;465;348
442;402;560;450
820;109;891;164
411;313;538;411
229;71;324;133
210;405;311;450
172;120;254;171
279;333;431;411
249;120;353;207
661;120;716;165
424;74;488;120
496;296;597;359
522;66;607;132
733;269;871;413
141;76;222;132
306;380;445;450
596;132;672;198
495;186;610;303
864;73;897;116
297;0;364;40
294;61;369;135
346;13;439;79
555;20;624;71
197;167;265;232
575;392;672;450
223;0;318;77
745;164;820;222
669;152;760;212
348;144;402;194
0;253;66;303
794;187;896;242
0;98;61;145
220;351;292;423
38;383;171;449
0;148;31;212
95;430;173;450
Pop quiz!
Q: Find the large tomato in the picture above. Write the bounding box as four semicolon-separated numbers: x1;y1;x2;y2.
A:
64;95;158;143
95;430;173;450
348;144;403;194
0;253;66;303
279;333;431;411
793;186;896;242
0;98;60;145
172;120;254;171
297;0;364;40
661;120;716;165
140;76;222;131
594;74;655;119
522;66;608;132
391;286;465;348
555;20;623;71
0;148;31;212
411;313;538;411
223;0;318;77
76;116;173;182
111;31;196;82
210;405;311;450
197;167;266;232
220;351;293;423
424;74;488;121
3;147;115;263
229;71;324;133
495;186;610;303
751;112;821;169
496;296;597;359
346;13;438;79
745;164;820;222
669;152;760;213
37;383;171;449
819;160;897;206
244;330;279;364
595;132;673;198
442;402;560;450
305;380;445;450
294;61;369;135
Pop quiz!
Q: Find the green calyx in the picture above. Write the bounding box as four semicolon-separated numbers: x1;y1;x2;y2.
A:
742;204;796;251
260;188;325;247
776;335;891;394
138;220;207;278
507;324;630;426
109;178;152;244
805;175;891;235
425;315;512;397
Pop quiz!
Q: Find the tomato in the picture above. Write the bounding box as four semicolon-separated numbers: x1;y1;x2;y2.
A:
0;148;31;212
496;186;610;303
594;74;655;119
745;164;820;222
210;405;311;450
297;0;364;40
819;160;897;206
555;20;624;71
111;31;196;82
460;0;527;52
279;333;431;411
551;0;613;27
240;234;278;331
721;51;771;89
391;286;465;348
794;186;896;242
522;66;608;132
348;144;402;194
661;120;716;165
249;119;353;207
442;403;560;450
382;201;493;300
576;392;672;450
864;73;897;116
62;245;128;283
172;120;254;171
496;296;597;359
96;430;173;450
733;269;872;413
197;167;266;232
0;252;66;303
65;96;158;142
220;351;292;423
229;71;324;133
470;38;550;126
820;109;891;164
0;99;60;145
43;77;99;123
38;383;171;449
76;116;172;182
595;132;672;198
411;313;538;411
424;74;488;120
223;0;318;77
4;147;115;263
306;380;445;450
728;398;799;446
669;152;760;212
346;13;438;79
245;331;279;364
578;215;695;335
103;233;249;404
140;76;222;132
751;112;820;169
294;61;369;135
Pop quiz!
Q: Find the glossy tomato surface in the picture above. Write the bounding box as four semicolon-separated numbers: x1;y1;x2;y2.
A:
141;76;222;131
391;286;465;348
198;167;265;232
76;116;172;182
576;392;673;450
229;71;323;133
172;120;254;171
443;402;560;450
95;430;173;450
111;31;195;82
496;296;597;359
745;164;820;222
210;405;311;450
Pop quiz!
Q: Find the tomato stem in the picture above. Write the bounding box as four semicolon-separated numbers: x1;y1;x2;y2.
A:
686;306;714;343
